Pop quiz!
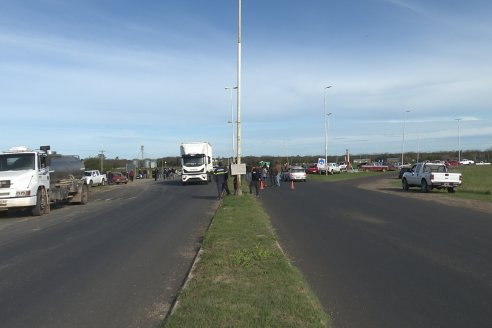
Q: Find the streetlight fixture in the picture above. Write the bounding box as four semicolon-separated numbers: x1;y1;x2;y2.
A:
225;86;238;164
455;118;462;162
323;86;332;175
401;110;410;165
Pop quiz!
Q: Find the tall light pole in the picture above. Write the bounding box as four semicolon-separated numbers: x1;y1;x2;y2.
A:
323;86;332;175
401;110;410;165
225;86;237;163
456;118;462;162
236;0;243;195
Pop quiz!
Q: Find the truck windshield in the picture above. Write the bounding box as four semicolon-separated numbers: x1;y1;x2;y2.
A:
182;156;204;167
0;153;35;171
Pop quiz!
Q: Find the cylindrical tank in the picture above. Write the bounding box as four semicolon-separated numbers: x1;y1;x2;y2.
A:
47;155;85;183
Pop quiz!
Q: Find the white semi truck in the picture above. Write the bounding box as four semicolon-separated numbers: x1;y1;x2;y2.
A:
180;142;213;184
0;146;89;216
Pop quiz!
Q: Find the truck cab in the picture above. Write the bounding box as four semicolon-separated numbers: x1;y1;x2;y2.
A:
0;146;50;214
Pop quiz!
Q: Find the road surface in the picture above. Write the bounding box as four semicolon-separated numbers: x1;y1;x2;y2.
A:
0;178;217;328
260;175;492;328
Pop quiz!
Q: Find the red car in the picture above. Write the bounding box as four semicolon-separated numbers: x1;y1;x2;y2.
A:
306;164;319;174
112;172;129;184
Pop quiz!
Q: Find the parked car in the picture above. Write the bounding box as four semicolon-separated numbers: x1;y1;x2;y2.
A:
112;172;128;184
283;166;307;182
82;170;107;186
306;164;319;174
459;159;475;165
326;163;341;174
338;162;348;172
476;161;491;166
402;163;462;193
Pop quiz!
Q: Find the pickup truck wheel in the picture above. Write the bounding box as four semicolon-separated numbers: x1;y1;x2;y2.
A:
402;179;409;191
101;179;106;186
89;180;93;187
421;179;430;193
447;187;456;193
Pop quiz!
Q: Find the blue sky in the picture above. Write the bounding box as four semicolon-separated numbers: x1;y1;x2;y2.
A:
1;0;491;160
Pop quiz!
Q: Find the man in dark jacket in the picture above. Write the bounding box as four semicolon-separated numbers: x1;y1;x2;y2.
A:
214;162;230;199
249;166;261;197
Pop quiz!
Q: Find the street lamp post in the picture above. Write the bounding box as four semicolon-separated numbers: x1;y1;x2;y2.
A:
401;110;410;165
225;86;237;164
456;118;462;162
323;86;332;175
236;0;242;195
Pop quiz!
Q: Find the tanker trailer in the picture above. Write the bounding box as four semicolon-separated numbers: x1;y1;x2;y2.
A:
46;153;89;206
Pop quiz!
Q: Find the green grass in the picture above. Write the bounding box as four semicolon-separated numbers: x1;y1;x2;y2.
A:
448;165;492;201
164;186;329;328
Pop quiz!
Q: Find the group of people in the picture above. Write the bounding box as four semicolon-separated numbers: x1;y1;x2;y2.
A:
152;168;176;181
213;162;285;199
248;163;282;196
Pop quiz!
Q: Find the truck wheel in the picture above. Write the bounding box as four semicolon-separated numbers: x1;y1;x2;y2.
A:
31;190;43;216
80;184;89;204
447;187;456;193
101;179;106;186
89;180;93;187
421;180;430;193
42;189;50;214
402;179;409;191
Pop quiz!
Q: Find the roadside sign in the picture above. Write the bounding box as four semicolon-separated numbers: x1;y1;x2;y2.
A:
318;158;325;167
230;163;246;175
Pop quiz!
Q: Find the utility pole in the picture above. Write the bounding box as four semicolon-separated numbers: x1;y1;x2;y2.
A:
236;0;243;195
99;150;105;173
141;145;144;168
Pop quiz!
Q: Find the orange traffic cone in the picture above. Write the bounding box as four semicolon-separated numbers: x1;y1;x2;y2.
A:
290;180;295;189
260;180;264;190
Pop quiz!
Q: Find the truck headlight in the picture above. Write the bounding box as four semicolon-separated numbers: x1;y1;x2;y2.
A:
16;190;31;197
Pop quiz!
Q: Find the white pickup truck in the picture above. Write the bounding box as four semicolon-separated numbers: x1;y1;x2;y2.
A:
82;170;107;186
402;163;462;193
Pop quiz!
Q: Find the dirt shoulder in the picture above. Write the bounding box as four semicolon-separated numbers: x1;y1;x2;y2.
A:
358;176;492;215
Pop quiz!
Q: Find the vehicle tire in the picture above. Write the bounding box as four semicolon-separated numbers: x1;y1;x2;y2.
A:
42;188;50;214
447;187;456;193
80;184;89;204
421;179;429;193
89;180;93;187
101;179;106;186
402;179;409;191
31;190;43;216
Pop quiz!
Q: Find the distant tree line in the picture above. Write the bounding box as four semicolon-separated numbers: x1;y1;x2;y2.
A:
84;148;491;170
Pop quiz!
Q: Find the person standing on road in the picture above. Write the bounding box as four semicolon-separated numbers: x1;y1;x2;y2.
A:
249;166;261;197
129;170;134;182
262;165;268;187
269;165;275;187
274;162;282;186
213;162;230;200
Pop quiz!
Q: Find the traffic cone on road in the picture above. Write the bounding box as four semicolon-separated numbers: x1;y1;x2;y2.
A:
290;180;295;190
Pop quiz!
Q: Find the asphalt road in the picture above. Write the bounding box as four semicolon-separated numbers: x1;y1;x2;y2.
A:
259;175;492;328
0;178;218;328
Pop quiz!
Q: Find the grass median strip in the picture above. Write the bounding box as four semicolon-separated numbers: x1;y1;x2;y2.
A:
164;191;329;328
